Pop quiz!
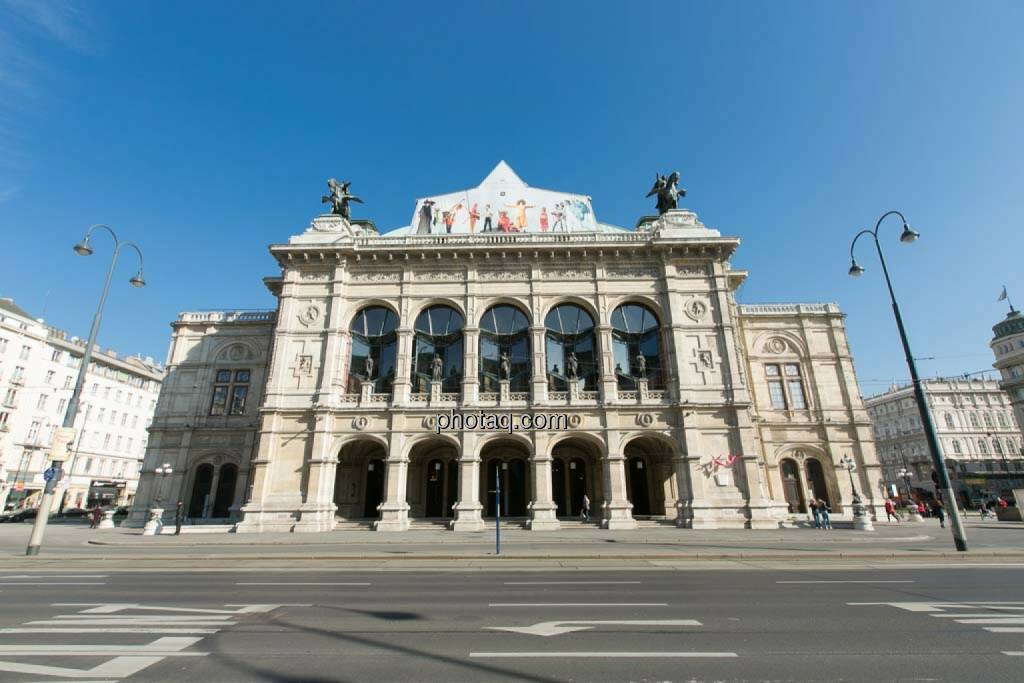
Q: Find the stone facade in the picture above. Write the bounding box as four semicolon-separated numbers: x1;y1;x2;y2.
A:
128;165;883;531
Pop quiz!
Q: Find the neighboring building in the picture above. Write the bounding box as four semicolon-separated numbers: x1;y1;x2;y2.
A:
127;162;883;532
991;307;1024;438
0;297;164;512
864;377;1024;506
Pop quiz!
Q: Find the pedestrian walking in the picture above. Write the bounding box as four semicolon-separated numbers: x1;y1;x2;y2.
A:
88;504;102;529
884;498;901;523
580;494;590;522
931;499;946;528
808;498;821;528
917;501;927;518
174;501;184;536
817;499;832;530
997;496;1009;510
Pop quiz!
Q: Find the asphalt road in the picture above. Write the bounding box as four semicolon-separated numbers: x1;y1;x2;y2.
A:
0;566;1023;682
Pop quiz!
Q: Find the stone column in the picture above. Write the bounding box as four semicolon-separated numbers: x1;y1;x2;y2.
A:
527;453;559;530
293;410;339;532
375;437;409;532
675;455;717;529
530;324;547;403
601;453;636;529
739;454;777;529
597;324;618;402
393;326;413;404
462;327;479;404
452;436;483;531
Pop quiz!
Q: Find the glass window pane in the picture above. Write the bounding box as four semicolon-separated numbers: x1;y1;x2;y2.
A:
216;370;231;383
210;386;228;415
784;364;800;376
229;386;248;415
788;380;806;409
235;370;250;383
768;381;787;409
765;364;780;376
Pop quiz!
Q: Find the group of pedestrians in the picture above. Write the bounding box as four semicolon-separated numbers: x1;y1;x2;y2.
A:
808;498;832;529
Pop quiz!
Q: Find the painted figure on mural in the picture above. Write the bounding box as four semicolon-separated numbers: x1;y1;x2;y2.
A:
551;203;567;231
442;203;463;234
497;211;513;233
433;203;441;229
568;199;590;229
416;199;435;235
468;202;480;233
483;204;493;232
505;199;535;230
539;207;549;232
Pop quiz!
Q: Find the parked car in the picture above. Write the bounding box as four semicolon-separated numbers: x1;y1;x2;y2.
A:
59;508;89;518
0;508;38;523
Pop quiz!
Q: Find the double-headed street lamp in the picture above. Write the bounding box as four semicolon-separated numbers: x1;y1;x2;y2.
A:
154;463;173;507
25;225;145;556
848;211;967;551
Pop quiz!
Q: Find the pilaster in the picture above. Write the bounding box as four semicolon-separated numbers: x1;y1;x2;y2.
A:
526;454;559;530
601;453;636;529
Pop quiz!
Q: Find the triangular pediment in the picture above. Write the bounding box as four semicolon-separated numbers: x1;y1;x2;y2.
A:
479;160;526;187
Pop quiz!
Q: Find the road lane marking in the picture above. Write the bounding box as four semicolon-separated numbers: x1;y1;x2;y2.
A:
0;575;108;579
235;582;371;586
0;636;206;655
0;582;105;585
470;651;737;658
1002;651;1024;656
487;619;701;637
953;618;1024;625
54;603;290;614
1;627;220;634
32;620;237;626
0;657;165;679
986;627;1024;633
503;581;642;585
777;580;914;584
489;603;667;607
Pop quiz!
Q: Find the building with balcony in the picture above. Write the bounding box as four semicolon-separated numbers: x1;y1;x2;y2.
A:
864;377;1024;506
127;162;883;532
0;297;164;512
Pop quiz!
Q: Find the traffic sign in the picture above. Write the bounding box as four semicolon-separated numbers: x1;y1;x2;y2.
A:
42;467;56;482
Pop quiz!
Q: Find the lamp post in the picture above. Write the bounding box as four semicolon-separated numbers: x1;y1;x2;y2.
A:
26;225;145;556
144;463;173;536
898;466;923;522
840;454;873;530
848;210;967;551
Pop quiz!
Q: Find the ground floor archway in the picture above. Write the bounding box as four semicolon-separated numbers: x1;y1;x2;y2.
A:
780;458;806;513
480;439;531;517
334;440;387;520
551;438;602;519
407;438;459;520
623;436;675;517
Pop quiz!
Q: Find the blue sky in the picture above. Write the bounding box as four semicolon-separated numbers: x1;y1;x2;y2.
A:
1;1;1021;396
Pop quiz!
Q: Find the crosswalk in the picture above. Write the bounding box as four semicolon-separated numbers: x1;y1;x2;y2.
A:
0;602;294;680
849;601;1024;656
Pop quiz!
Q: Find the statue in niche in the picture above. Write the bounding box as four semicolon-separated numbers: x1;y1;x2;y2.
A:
500;352;511;380
567;352;579;379
645;171;686;215
322;178;363;220
432;354;444;382
363;355;374;380
634;353;647;379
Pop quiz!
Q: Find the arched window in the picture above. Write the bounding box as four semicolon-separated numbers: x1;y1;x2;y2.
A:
411;305;464;393
952;439;962;454
998;413;1008;428
994;438;1004;455
984;412;994;428
610;302;663;389
969;413;980;428
349;306;398;393
479;304;531;392
544;304;598;391
979;439;989;455
944;413;955;430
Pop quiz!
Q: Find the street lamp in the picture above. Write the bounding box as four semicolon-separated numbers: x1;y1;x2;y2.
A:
143;463;173;536
848;211;967;551
26;225;146;556
840;454;872;530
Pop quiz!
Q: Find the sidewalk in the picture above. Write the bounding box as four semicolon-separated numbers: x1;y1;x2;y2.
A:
1;518;1020;567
